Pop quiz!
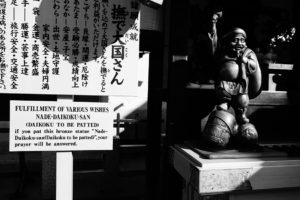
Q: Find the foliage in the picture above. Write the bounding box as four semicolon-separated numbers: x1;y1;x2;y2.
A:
269;27;296;49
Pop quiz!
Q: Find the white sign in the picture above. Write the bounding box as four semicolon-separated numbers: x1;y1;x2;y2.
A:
9;100;114;151
0;0;140;96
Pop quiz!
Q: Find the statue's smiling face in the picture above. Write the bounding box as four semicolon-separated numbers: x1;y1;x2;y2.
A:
229;34;246;54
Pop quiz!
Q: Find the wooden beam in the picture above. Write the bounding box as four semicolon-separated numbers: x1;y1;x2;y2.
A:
268;63;293;71
249;91;289;106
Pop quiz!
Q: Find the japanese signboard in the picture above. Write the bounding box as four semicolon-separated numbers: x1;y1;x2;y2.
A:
10;100;114;151
0;0;140;96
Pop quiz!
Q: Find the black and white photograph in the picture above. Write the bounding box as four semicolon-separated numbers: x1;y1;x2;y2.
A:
0;0;299;200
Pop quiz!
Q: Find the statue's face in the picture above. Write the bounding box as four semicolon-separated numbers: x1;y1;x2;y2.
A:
229;34;246;54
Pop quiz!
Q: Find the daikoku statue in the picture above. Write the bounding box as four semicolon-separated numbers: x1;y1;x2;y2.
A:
202;27;262;148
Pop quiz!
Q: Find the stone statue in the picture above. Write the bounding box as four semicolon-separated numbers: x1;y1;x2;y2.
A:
202;27;262;148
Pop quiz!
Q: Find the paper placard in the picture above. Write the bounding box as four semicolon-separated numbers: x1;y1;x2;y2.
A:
0;0;140;96
9;100;114;151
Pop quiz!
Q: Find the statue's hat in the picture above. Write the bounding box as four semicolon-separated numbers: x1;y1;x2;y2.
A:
223;27;247;40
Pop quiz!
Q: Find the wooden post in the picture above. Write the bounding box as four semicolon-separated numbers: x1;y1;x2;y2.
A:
56;95;73;200
56;152;73;200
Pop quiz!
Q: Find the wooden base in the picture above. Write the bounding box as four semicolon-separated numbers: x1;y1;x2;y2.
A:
185;141;288;159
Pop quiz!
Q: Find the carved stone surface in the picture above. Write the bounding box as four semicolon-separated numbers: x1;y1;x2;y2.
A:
199;168;252;193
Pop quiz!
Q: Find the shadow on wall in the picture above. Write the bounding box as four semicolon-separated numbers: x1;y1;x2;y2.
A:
36;0;139;64
168;60;217;142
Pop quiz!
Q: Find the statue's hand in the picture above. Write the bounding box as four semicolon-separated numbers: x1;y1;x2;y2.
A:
238;55;249;64
240;56;249;64
237;49;249;64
